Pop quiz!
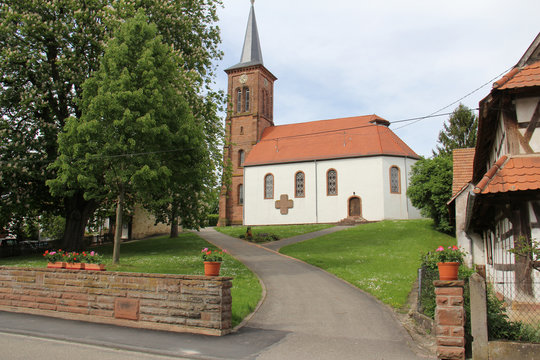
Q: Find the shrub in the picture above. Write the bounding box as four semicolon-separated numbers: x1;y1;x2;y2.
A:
206;214;219;227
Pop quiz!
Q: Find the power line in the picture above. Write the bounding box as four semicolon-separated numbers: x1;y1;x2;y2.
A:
393;66;513;130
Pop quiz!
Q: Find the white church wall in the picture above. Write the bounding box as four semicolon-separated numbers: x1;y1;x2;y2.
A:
244;156;421;225
244;162;318;225
315;157;385;222
381;156;422;219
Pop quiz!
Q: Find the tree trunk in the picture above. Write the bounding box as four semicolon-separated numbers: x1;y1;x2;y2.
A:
112;187;125;265
170;211;179;238
63;192;97;251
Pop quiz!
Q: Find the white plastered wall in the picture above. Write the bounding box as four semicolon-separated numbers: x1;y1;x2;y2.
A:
243;156;421;225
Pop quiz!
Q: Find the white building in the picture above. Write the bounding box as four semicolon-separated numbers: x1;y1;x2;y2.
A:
243;115;422;225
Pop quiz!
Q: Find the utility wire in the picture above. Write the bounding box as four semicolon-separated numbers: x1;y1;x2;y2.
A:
393;66;513;130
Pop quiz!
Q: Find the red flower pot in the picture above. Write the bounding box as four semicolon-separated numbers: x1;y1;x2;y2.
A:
66;262;85;270
437;262;460;280
204;261;221;276
47;262;66;269
84;263;106;271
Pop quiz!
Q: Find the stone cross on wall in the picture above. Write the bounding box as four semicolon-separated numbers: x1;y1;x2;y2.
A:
275;194;294;215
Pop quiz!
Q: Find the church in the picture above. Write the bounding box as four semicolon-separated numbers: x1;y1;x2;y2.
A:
218;2;422;226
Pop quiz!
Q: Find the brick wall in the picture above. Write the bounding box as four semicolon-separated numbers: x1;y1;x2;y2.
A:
0;267;232;336
434;280;466;360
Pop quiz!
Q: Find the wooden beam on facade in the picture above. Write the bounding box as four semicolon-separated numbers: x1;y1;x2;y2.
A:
523;99;540;142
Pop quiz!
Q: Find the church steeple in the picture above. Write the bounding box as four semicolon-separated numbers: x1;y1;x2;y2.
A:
227;0;263;70
218;0;277;226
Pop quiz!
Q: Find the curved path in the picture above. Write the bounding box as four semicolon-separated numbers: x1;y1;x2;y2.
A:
197;227;430;360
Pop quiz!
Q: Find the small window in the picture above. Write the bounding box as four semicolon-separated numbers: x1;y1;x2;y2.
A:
264;173;274;199
240;126;244;135
244;87;250;112
295;171;305;197
327;169;337;195
238;184;244;205
238;150;245;167
262;90;266;116
236;88;242;113
390;166;400;194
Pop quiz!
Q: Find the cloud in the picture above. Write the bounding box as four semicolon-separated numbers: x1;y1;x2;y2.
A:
214;0;540;157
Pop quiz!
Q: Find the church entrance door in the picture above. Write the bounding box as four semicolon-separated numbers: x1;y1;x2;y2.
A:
348;197;361;217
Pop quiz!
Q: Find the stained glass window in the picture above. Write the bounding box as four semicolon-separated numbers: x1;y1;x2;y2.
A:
264;174;273;199
295;172;305;197
327;169;337;195
390;166;400;193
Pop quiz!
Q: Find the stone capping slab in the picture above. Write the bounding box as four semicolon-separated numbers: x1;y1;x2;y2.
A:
0;266;233;336
433;280;465;288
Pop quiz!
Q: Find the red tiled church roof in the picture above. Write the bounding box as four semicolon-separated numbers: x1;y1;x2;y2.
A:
244;115;420;166
452;148;475;196
493;60;540;90
473;155;540;194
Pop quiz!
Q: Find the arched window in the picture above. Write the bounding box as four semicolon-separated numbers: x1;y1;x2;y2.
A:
327;169;337;195
295;171;305;197
390;166;401;194
264;173;274;199
236;88;242;113
240;126;244;135
238;150;245;167
238;184;244;205
244;87;250;112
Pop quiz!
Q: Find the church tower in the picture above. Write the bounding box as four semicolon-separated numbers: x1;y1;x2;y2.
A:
218;1;277;226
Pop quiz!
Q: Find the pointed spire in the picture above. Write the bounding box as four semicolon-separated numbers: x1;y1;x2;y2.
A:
227;1;264;70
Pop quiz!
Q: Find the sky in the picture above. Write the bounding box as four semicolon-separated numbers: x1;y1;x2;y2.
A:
212;0;540;157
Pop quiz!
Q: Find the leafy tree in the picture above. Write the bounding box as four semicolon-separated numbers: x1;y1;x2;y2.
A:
407;156;453;234
49;12;209;264
1;0;224;249
433;104;478;156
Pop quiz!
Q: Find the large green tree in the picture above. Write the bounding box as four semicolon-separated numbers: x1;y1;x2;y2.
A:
49;12;208;264
433;104;478;157
0;0;223;247
407;156;454;234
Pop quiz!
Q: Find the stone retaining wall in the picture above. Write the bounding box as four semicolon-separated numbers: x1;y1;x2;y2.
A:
0;266;232;336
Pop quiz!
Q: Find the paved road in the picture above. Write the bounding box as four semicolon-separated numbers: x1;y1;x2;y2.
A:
197;227;430;360
0;227;433;359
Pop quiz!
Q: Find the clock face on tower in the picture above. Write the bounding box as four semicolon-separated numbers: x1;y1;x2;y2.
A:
239;74;248;84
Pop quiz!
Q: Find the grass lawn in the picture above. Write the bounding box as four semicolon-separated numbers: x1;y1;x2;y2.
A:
280;219;456;309
215;223;334;240
0;232;261;327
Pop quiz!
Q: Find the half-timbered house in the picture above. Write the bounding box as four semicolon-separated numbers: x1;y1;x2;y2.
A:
454;32;540;303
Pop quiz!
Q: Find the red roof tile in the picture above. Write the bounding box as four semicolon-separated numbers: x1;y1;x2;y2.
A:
473;155;540;194
243;115;420;166
452;148;475;196
494;61;540;90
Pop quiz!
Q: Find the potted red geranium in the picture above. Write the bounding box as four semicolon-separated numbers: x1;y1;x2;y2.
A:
44;249;67;269
201;247;225;276
81;251;106;271
433;245;466;280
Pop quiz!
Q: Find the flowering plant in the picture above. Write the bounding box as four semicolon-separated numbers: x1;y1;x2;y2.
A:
201;247;225;262
65;251;82;263
432;245;466;263
81;251;103;264
43;249;66;263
